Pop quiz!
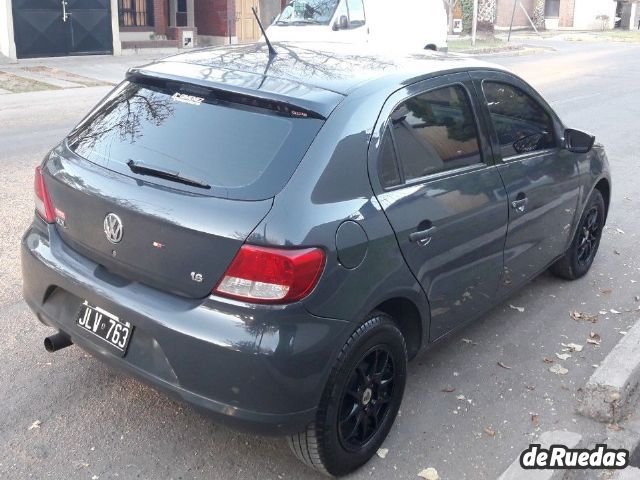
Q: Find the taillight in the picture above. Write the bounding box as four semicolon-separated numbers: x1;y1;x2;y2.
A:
213;245;325;304
34;166;55;223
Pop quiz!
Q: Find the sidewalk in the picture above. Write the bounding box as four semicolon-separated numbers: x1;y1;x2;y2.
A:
0;53;172;94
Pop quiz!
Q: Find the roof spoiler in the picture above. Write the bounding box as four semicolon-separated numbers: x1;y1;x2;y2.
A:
126;65;334;120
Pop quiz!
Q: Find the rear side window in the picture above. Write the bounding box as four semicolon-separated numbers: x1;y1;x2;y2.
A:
389;85;482;182
68;80;324;200
482;81;556;158
377;129;401;188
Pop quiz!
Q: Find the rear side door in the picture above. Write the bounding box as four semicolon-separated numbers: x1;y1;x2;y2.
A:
369;73;508;341
470;71;580;293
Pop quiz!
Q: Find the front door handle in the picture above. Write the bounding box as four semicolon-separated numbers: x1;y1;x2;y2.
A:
409;226;438;246
511;194;528;213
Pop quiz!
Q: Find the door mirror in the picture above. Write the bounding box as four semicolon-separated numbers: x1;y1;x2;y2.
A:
334;15;349;30
564;128;595;154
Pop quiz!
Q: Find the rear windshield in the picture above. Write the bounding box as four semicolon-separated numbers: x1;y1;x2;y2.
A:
67;80;324;200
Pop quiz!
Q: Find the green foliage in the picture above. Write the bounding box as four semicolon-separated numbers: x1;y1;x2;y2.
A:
461;0;474;33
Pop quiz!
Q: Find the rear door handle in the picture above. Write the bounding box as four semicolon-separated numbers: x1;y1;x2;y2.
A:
409;226;437;246
511;195;528;213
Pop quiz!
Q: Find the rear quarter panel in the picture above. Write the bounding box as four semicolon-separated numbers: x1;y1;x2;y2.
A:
245;83;430;343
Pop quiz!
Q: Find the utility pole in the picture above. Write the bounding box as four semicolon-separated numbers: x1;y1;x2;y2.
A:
471;0;479;46
508;0;517;42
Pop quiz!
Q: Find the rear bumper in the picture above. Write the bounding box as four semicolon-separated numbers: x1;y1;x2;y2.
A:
21;219;352;435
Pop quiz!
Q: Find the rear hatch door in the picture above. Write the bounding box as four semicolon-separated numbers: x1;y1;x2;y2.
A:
44;75;326;298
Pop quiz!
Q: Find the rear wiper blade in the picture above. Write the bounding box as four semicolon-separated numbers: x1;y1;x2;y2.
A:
127;160;211;190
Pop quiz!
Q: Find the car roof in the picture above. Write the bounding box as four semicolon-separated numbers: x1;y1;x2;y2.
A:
129;42;509;118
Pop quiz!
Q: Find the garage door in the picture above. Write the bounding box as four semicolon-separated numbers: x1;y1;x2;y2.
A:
13;0;113;59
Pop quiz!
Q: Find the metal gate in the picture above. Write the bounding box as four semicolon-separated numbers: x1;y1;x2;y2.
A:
13;0;113;59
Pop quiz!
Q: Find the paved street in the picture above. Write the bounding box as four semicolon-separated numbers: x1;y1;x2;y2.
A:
1;41;639;479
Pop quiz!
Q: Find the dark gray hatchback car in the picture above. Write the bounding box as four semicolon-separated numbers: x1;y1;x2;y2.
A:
22;43;610;476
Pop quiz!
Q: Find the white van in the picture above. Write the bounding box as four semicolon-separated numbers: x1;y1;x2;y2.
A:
265;0;448;52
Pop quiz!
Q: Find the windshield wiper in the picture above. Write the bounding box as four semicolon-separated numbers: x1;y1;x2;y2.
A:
127;160;211;190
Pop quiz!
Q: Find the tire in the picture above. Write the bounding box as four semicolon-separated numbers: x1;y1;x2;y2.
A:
287;312;407;477
550;189;605;280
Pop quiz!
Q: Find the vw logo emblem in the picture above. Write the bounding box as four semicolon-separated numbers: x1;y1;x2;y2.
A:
104;213;123;244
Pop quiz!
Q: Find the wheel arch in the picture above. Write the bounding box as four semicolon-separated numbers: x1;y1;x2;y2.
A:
373;297;424;359
594;177;611;221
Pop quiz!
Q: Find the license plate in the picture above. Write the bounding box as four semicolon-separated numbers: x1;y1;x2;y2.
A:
76;301;132;354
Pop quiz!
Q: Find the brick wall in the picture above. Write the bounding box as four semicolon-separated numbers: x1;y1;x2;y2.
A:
559;0;575;27
496;0;535;28
195;0;233;37
153;0;169;35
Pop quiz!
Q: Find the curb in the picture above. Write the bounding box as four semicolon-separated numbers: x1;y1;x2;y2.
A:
497;430;583;480
577;320;640;423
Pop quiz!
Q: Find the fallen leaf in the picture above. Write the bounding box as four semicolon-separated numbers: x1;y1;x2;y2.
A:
562;343;583;353
456;394;466;401
28;420;41;430
453;371;460;377
543;357;554;364
614;250;621;255
607;423;623;432
610;309;621;314
549;364;568;375
570;311;598;323
525;384;536;391
616;228;625;234
587;332;601;345
417;468;440;480
497;361;512;370
555;353;571;361
441;386;456;393
601;289;612;295
620;331;628;336
599;310;608;315
531;414;540;426
509;304;525;313
461;338;477;345
376;448;389;459
484;427;496;437
635;296;640;302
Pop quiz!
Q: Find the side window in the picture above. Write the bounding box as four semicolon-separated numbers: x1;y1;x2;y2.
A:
390;85;482;181
346;0;365;27
335;0;365;28
377;128;401;188
482;81;556;158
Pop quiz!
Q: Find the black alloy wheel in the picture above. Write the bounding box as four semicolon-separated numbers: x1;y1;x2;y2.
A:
287;312;407;476
576;206;601;266
550;189;605;280
338;346;395;452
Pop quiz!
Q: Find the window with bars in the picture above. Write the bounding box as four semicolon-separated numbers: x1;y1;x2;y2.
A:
119;0;154;27
544;0;561;18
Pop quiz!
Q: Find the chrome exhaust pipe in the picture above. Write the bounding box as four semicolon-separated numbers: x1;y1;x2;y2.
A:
44;332;72;352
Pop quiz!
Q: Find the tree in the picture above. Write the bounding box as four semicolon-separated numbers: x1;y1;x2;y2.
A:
442;0;459;34
532;0;546;29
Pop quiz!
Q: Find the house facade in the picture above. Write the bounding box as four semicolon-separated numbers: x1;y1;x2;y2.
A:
450;0;620;31
0;0;284;60
484;0;618;31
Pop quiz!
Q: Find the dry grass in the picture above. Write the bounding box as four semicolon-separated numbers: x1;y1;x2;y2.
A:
0;71;59;93
21;66;113;87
